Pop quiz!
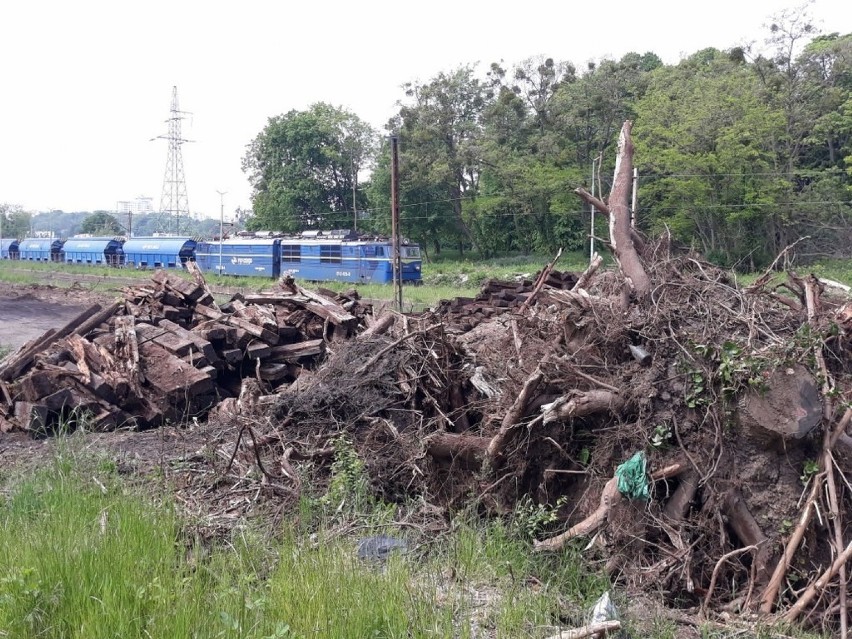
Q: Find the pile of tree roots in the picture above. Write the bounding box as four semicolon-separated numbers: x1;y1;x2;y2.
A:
203;123;852;634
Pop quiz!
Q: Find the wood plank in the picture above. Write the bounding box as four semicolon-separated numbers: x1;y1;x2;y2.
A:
114;315;143;390
138;341;216;397
158;318;221;366
151;270;205;302
193;303;279;345
246;342;271;360
266;339;325;362
135;322;194;357
14;402;48;431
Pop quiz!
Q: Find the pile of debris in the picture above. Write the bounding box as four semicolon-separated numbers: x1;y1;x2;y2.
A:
0;265;372;434
435;269;578;330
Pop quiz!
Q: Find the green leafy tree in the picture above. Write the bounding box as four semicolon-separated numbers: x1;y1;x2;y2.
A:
80;211;122;236
0;204;32;239
242;103;376;232
634;48;788;268
390;65;492;252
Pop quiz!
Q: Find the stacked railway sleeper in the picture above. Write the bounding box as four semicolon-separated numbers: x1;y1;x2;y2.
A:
0;266;372;434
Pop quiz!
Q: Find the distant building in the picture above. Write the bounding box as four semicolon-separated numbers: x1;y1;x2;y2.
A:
116;196;154;215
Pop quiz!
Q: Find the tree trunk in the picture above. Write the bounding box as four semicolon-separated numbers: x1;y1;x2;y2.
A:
608;121;650;300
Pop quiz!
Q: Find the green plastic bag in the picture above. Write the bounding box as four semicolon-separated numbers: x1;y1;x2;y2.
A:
615;451;650;501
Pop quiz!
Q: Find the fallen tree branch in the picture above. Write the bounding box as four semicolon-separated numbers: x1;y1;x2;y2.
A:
703;545;758;610
782;540;852;624
486;366;545;462
543;620;621;639
759;473;824;613
353;322;443;376
518;248;563;314
541;390;628;425
572;253;603;292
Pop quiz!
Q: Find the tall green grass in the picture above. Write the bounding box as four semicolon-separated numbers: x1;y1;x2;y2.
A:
0;446;611;639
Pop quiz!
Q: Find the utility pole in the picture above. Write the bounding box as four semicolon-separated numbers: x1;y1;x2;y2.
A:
216;190;227;274
352;158;358;232
389;135;403;312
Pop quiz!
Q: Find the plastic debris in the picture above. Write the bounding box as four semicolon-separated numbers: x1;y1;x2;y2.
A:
615;451;650;501
356;535;408;561
588;591;619;625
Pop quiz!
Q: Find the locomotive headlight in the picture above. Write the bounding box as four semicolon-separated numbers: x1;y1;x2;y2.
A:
415;265;421;271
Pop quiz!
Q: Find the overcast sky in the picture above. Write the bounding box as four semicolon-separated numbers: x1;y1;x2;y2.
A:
1;0;850;221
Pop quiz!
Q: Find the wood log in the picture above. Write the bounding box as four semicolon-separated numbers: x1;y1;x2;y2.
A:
424;432;489;466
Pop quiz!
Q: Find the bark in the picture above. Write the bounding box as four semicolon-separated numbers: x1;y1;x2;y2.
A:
425;432;489;466
541;390;629;424
607;121;650;299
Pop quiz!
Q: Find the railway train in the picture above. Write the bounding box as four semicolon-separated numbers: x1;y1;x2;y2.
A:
0;230;423;284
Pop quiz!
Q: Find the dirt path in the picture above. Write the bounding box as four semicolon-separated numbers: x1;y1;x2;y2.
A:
0;283;112;351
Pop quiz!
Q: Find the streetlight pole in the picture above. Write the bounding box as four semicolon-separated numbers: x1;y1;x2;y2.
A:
216;190;227;274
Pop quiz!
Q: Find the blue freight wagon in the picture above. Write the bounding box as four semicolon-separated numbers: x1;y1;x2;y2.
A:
122;237;196;269
195;238;281;278
61;237;124;266
18;238;64;262
0;239;19;260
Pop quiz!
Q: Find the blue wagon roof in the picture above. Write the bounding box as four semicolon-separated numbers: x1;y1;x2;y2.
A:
62;237;123;252
122;237;196;253
214;238;280;246
20;238;63;251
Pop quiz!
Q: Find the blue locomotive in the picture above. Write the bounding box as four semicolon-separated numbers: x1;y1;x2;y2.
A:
194;230;422;283
0;231;423;285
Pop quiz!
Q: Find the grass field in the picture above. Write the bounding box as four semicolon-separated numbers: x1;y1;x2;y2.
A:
1;251;850;312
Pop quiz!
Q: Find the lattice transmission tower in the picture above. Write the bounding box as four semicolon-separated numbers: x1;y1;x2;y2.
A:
154;86;192;234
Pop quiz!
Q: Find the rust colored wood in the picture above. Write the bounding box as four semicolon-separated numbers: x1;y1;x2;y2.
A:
266;339;325;362
137;341;216;397
193;303;279;345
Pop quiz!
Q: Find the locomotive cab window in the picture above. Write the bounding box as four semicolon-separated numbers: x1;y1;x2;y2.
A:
320;245;342;264
282;244;301;263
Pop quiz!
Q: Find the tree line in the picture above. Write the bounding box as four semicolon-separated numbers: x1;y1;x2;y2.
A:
242;7;852;270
